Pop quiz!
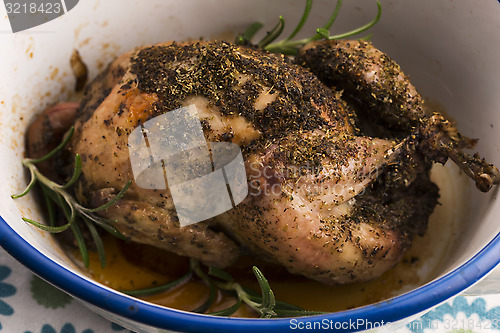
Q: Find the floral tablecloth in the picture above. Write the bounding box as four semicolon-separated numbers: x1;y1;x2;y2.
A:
0;248;499;333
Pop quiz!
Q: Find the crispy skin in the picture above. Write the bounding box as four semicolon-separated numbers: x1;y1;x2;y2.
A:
31;40;466;283
69;41;356;269
296;40;499;191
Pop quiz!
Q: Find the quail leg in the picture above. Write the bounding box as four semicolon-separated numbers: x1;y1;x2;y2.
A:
296;39;500;191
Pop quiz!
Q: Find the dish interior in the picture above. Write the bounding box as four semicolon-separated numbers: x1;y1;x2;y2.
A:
0;0;499;320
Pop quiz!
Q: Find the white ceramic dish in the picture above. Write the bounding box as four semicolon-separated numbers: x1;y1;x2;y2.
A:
1;0;500;332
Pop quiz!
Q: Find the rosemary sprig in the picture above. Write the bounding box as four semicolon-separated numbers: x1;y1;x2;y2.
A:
257;16;285;49
11;127;131;268
190;259;218;313
236;0;382;55
123;270;193;298
123;259;326;318
235;22;264;45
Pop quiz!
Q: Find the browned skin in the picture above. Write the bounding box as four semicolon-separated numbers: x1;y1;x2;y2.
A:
66;40;356;269
295;39;500;192
25;40;495;284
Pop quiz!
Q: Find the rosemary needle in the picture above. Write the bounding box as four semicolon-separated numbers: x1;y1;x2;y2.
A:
12;127;131;268
236;0;382;55
125;259;325;318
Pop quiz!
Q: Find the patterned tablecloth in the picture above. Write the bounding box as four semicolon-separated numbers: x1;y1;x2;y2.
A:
0;247;499;333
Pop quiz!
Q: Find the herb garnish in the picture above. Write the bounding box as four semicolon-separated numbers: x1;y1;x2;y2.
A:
236;0;382;55
124;259;325;318
11;127;131;268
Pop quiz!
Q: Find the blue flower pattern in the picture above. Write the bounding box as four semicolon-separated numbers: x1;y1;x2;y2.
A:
408;296;500;333
0;265;16;330
38;323;93;333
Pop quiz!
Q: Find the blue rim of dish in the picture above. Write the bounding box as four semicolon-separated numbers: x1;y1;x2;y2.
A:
1;212;500;333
